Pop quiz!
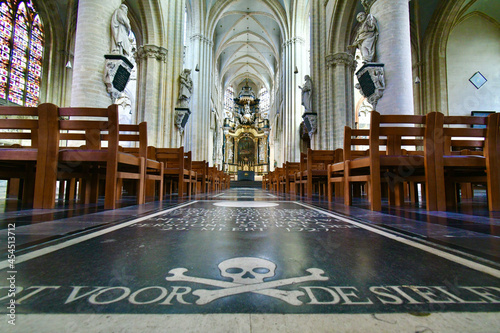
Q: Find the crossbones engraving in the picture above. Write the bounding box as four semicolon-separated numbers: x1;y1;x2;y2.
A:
166;257;328;305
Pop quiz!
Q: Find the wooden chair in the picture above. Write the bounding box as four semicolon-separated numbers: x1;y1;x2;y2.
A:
294;153;307;196
152;147;196;198
262;173;269;189
208;166;221;192
0;103;55;208
272;167;283;193
120;123;164;203
192;160;209;193
433;112;499;211
44;104;146;210
340;111;437;211
280;162;300;194
296;149;336;199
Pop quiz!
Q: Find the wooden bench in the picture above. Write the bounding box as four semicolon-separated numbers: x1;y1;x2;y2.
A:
0;103;55;208
433;112;499;211
152;147;196;198
278;162;299;194
192;160;209;193
334;111;437;211
272;167;283;193
295;149;337;199
120;123;164;203
43;104;146;210
208;166;220;192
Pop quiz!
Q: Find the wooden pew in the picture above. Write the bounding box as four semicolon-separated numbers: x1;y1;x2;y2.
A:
433;112;499;211
272;167;283;193
294;153;307;196
152;147;196;198
120;123;164;203
45;104;146;210
0;103;55;208
192;160;209;193
208;166;220;192
339;111;436;211
279;162;300;194
295;149;336;199
262;173;269;190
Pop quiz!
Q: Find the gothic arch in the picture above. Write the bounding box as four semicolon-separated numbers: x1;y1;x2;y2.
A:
421;0;469;114
32;0;69;105
327;0;358;55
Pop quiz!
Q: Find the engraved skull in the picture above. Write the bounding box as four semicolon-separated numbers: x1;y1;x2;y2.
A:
218;257;276;284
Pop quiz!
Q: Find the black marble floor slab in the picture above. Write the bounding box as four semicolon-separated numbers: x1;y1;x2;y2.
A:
1;194;499;315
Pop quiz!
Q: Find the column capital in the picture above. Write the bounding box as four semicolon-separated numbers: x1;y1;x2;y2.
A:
190;34;214;47
326;52;357;70
135;45;168;63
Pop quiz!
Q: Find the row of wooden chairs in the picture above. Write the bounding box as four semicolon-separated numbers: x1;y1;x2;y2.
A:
0;103;230;209
265;111;499;212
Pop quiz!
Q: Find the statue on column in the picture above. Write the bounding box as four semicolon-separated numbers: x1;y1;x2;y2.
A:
111;4;133;57
178;69;193;107
298;75;312;113
349;12;379;63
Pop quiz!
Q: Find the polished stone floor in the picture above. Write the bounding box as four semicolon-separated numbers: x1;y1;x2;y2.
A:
0;187;499;332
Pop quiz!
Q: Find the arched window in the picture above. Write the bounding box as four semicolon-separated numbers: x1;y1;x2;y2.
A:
0;0;44;107
258;87;269;115
224;86;235;117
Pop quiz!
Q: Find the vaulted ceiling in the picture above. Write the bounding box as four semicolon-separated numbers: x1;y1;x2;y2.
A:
211;0;286;93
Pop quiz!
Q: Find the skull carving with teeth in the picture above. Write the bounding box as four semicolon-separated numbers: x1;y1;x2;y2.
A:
218;257;276;284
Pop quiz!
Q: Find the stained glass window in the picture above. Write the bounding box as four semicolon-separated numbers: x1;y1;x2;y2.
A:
259;88;269;113
0;0;43;106
224;86;235;117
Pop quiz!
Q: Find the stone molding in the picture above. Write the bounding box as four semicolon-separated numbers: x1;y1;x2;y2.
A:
135;45;168;63
190;34;214;47
282;37;305;48
326;52;357;70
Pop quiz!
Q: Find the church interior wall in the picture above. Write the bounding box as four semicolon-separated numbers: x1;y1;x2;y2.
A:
446;12;500;117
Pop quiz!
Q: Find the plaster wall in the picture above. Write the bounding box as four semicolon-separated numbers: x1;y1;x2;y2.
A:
446;14;500;116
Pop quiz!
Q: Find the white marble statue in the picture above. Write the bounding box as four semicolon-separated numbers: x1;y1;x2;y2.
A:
298;75;312;113
349;12;379;63
111;4;132;57
179;69;193;107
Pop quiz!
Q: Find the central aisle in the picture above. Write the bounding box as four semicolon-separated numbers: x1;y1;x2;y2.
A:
2;188;499;320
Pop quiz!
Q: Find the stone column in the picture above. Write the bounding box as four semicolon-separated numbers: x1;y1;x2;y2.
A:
185;34;213;162
281;37;305;163
135;45;168;147
326;52;357;149
71;0;122;107
371;0;414;115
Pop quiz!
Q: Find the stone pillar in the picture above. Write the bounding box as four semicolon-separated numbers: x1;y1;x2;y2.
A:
371;0;414;115
135;45;168;147
185;34;213;162
326;52;357;149
71;0;122;107
282;37;305;163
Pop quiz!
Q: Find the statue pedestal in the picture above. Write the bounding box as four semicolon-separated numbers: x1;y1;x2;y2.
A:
355;63;385;109
175;108;191;134
302;112;318;138
104;54;134;102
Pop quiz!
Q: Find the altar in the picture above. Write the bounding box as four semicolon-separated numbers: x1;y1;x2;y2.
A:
237;170;255;181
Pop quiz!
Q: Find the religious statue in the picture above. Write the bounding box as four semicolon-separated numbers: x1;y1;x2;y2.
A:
349;12;379;63
298;75;312;113
111;4;133;57
179;69;193;107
